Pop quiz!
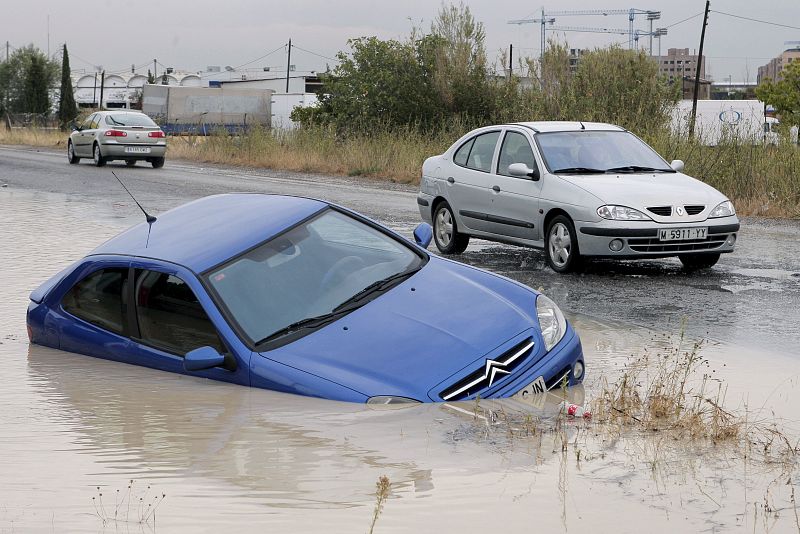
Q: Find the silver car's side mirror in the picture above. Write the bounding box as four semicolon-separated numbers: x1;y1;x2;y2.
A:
508;163;540;181
670;159;685;172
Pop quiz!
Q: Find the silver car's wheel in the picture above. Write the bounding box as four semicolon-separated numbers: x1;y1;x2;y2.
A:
435;209;453;248
432;201;469;254
93;143;106;167
545;215;581;273
67;141;80;164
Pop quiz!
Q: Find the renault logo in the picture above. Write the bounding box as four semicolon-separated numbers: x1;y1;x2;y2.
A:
676;206;685;216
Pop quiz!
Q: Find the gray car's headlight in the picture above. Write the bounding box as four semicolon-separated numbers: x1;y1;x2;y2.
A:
366;396;421;405
536;295;567;351
709;200;735;218
597;205;652;221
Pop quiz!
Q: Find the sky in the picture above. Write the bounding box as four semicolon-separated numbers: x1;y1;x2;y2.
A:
3;1;799;83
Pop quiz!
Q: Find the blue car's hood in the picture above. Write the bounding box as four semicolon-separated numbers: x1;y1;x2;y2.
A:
259;257;540;400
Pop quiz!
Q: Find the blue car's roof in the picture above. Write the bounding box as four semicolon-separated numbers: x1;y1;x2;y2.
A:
91;194;327;272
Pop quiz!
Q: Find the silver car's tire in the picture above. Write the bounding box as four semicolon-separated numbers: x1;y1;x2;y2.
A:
93;143;107;167
545;215;581;273
151;157;165;169
679;253;720;271
433;201;469;254
67;141;80;164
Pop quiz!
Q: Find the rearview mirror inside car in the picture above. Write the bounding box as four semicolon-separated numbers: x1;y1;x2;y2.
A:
508;163;540;181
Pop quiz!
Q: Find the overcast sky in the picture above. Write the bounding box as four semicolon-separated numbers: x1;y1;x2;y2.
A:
4;1;798;83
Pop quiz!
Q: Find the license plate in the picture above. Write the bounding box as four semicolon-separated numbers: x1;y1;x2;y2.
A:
658;227;707;241
124;146;151;154
513;376;547;406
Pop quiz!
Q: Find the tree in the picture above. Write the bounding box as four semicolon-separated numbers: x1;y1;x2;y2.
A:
57;44;78;129
147;69;156;84
756;61;800;127
0;45;58;114
23;53;51;114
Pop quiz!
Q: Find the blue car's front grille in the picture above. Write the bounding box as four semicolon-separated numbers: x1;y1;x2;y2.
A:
439;338;536;401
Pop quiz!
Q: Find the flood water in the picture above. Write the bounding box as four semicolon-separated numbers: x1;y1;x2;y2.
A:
2;188;799;533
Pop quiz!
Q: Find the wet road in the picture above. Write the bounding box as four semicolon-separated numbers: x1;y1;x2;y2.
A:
3;144;797;356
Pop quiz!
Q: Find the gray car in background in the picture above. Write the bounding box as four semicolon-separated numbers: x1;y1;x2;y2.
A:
68;110;167;168
417;121;739;273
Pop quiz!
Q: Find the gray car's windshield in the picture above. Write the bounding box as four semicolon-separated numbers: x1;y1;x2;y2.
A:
105;113;157;127
537;131;674;174
206;209;423;346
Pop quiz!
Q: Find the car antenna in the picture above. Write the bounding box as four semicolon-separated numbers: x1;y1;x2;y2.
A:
110;171;157;223
579;121;586;130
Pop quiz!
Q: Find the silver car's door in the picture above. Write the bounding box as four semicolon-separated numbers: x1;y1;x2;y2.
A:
485;129;543;242
72;113;96;156
447;130;501;233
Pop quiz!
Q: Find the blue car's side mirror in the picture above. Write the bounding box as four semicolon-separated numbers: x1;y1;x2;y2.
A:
184;346;226;371
413;223;433;249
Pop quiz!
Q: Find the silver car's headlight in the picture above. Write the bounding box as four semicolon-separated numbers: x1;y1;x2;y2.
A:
709;200;735;218
597;205;653;221
536;295;567;351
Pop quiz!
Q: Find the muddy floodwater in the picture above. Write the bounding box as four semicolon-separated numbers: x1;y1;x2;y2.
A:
1;188;799;533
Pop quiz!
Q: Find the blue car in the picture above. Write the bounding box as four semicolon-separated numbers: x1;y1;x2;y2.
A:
27;194;584;403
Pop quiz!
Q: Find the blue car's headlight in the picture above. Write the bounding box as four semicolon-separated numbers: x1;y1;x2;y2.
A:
536;295;567;351
709;200;735;218
366;396;421;405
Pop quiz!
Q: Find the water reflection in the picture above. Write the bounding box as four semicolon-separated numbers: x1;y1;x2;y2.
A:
25;344;585;508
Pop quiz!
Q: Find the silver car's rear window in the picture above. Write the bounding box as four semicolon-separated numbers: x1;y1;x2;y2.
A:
105;113;157;127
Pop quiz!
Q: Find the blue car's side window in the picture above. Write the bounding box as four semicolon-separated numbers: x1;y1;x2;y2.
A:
134;269;225;356
62;268;128;334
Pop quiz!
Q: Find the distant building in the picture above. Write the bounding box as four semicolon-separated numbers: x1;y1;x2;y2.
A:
711;81;757;100
72;70;202;109
656;48;706;84
757;45;800;83
679;76;711;100
568;48;588;72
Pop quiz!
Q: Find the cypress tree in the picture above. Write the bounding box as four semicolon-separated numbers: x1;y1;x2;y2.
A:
58;44;78;129
24;54;50;114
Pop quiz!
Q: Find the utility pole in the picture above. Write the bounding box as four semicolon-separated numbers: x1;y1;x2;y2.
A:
153;59;157;79
285;39;292;93
99;70;105;110
92;72;97;108
689;0;710;139
509;43;513;78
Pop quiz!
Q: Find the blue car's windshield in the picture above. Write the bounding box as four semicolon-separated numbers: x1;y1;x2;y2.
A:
206;209;423;347
537;131;674;174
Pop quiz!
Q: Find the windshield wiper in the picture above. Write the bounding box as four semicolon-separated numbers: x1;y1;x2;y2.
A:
256;310;347;345
255;266;421;346
605;165;675;173
332;266;421;313
552;167;606;174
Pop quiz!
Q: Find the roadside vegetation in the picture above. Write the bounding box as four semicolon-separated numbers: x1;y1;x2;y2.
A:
2;4;798;217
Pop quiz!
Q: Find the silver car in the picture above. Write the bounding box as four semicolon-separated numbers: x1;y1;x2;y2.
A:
417;121;739;273
68;110;167;168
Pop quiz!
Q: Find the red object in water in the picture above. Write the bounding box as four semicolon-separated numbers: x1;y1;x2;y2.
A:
562;402;592;420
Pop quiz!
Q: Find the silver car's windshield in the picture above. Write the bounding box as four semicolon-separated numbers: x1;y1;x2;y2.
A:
206;209;423;346
537;131;674;174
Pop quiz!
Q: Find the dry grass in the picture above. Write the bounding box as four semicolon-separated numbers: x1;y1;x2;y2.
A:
3;123;799;217
368;475;391;534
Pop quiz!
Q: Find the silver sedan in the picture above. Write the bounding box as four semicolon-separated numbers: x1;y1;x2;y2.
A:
68;110;167;168
417;121;739;273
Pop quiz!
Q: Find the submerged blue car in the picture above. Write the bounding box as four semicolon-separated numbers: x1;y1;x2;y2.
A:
27;194;584;403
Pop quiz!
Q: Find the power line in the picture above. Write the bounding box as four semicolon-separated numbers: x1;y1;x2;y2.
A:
711;10;800;31
229;43;287;71
665;12;704;29
291;44;338;63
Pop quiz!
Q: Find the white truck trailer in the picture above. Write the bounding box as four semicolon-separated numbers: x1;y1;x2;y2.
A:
671;99;779;145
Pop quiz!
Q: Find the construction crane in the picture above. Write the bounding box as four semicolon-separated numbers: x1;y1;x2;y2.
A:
509;8;661;59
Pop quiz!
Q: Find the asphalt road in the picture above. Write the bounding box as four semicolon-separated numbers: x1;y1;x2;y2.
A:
2;144;799;356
